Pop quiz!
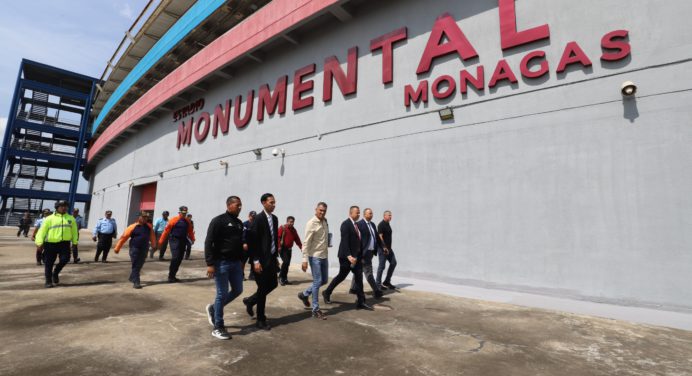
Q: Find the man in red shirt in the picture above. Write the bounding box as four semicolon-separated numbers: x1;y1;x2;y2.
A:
277;216;302;286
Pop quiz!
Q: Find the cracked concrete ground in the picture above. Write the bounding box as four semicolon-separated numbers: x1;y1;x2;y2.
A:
0;228;691;376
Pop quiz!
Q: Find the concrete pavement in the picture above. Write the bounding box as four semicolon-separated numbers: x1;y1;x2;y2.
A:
1;228;690;375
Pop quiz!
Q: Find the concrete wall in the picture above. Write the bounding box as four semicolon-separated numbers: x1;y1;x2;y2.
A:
89;0;692;310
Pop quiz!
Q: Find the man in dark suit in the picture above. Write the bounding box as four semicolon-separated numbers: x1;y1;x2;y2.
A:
322;206;373;310
243;193;280;329
351;208;384;298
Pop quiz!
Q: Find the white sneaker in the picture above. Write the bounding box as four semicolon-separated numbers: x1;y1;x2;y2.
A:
205;304;215;327
211;327;230;340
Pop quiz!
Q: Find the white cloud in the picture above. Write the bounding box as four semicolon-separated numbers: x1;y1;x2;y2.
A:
119;3;133;20
0;117;6;138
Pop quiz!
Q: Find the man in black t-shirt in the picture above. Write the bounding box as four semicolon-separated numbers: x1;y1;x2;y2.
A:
376;210;397;290
204;196;245;340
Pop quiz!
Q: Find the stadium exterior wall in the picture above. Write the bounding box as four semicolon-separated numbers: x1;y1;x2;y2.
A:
88;0;692;310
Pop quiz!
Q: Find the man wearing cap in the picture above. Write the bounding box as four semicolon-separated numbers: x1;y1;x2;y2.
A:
114;211;157;289
152;211;170;260
242;211;256;281
159;206;195;283
92;210;117;263
32;209;52;265
71;208;84;264
34;200;78;288
17;212;32;238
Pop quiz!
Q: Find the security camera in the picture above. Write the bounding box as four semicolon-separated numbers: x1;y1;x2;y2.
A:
621;81;637;97
271;148;279;157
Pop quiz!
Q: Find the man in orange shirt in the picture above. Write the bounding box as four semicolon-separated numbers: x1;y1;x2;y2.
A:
115;212;157;289
159;206;195;283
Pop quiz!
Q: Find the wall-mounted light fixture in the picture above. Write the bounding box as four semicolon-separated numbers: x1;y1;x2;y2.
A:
621;81;637;97
193;163;199;170
252;149;262;157
438;107;454;121
159;172;164;178
219;160;228;167
271;148;285;157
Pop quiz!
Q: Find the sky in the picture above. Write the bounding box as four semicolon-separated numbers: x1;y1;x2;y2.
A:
0;0;149;129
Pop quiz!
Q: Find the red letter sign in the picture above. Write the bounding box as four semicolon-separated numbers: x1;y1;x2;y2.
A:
212;100;230;138
234;90;254;129
257;76;288;121
557;42;593;73
601;30;631;62
488;60;518;88
499;0;550;50
370;27;408;84
520;51;549;79
176;117;193;149
416;13;478;75
404;81;429;107
292;64;316;111
323;47;358;102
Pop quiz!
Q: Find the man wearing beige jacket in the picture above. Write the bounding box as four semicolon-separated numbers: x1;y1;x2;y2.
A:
297;202;330;319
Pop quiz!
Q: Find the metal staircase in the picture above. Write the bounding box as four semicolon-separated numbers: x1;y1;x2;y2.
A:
0;59;98;226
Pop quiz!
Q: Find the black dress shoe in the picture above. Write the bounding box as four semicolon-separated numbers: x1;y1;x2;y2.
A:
168;277;181;283
45;282;54;288
382;282;396;289
322;291;332;304
52;275;59;285
133;283;142;289
243;298;254;317
256;320;271;330
374;290;384;299
279;280;286;286
298;292;310;308
356;302;374;310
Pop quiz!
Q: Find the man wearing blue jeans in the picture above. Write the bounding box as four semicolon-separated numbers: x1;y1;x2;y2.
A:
376;210;397;290
297;202;329;319
204;196;245;340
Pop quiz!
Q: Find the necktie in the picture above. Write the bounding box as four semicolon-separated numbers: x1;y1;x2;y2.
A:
368;222;375;249
268;215;276;254
353;222;361;240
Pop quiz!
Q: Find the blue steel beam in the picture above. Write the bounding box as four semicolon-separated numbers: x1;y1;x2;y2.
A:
68;80;96;210
20;80;91;101
6;149;83;165
0;187;90;202
0;62;25;203
13;119;81;138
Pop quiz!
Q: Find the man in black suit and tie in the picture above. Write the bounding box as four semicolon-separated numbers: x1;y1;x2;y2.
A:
243;193;280;329
322;206;373;310
351;208;384;298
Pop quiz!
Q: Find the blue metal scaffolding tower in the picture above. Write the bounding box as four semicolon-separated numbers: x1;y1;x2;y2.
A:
0;59;98;226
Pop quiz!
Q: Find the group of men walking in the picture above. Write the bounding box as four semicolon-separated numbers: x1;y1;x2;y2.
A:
203;194;397;340
29;194;398;340
31;202;197;288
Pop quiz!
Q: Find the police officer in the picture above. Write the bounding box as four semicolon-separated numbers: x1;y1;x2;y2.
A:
34;200;78;288
71;208;84;263
159;206;195;282
151;211;170;259
114;211;157;289
32;209;52;266
92;210;117;262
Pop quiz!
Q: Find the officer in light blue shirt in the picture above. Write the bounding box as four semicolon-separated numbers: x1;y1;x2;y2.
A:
32;209;51;265
71;208;84;264
92;210;117;263
151;211;170;259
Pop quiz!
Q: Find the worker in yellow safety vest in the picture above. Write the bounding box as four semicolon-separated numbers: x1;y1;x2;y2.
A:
34;200;79;288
